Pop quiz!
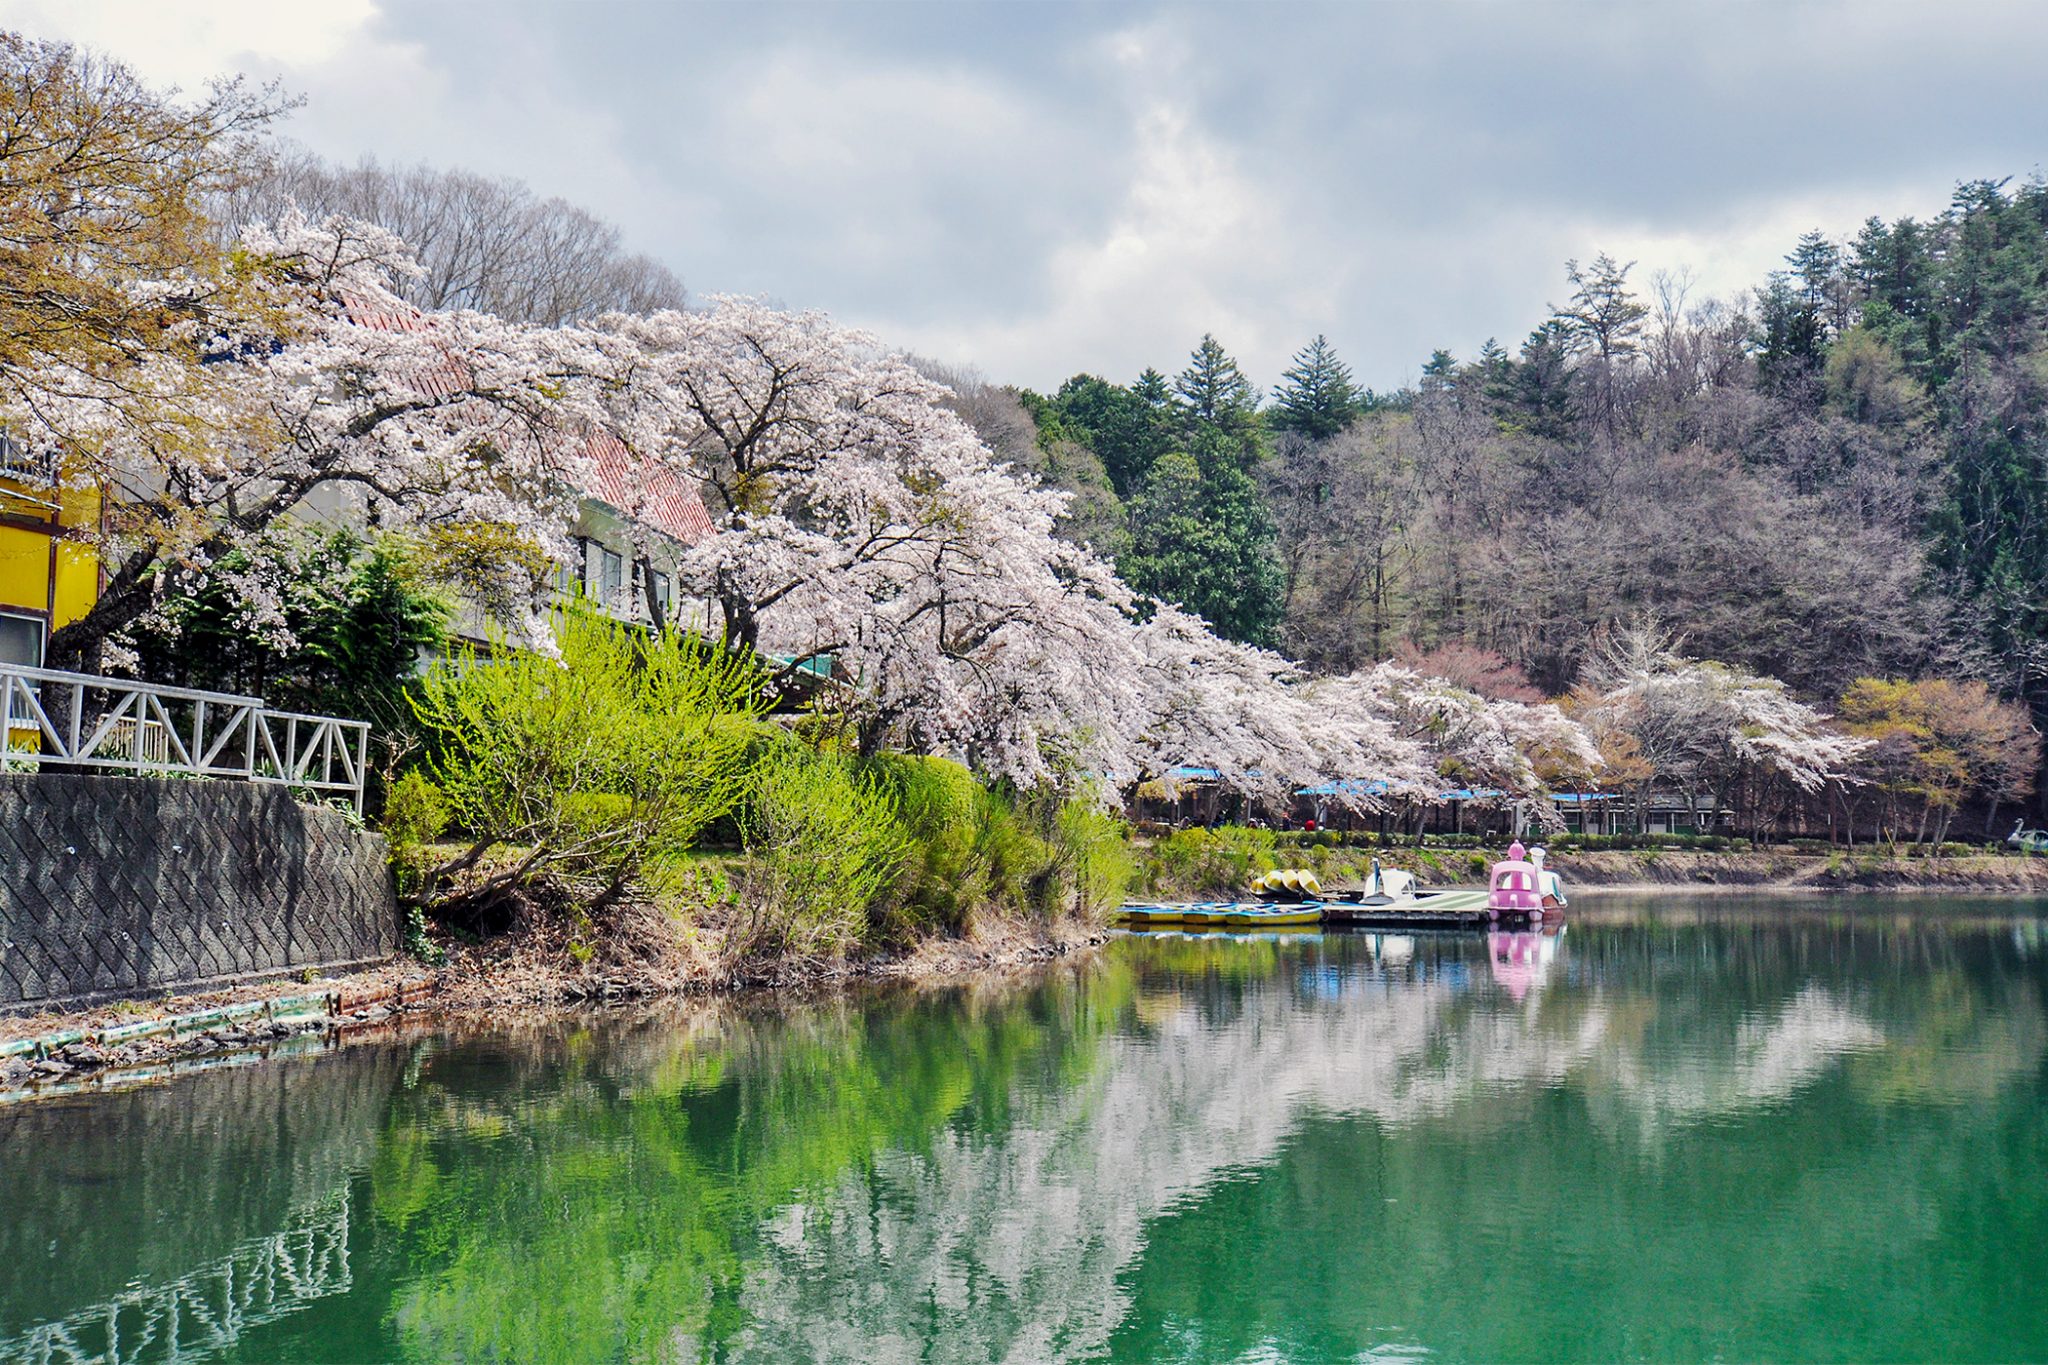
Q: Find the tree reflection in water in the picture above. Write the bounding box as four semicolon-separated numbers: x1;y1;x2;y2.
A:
2;898;2044;1363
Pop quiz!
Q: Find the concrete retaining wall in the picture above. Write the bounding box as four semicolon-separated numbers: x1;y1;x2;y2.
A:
0;773;396;1010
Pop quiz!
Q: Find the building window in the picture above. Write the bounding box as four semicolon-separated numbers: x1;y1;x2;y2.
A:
1;613;43;729
654;571;672;617
0;613;41;669
579;540;625;609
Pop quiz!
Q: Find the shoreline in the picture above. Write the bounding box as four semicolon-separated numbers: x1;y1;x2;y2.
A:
1546;849;2048;896
7;855;2046;1098
0;916;1107;1096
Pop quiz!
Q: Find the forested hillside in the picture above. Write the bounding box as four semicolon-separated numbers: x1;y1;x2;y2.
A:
966;180;2048;773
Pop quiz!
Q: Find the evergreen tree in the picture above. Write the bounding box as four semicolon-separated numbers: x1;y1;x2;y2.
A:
1133;367;1173;409
1757;271;1828;395
1507;323;1581;439
1787;230;1841;308
1173;334;1258;431
1120;445;1285;647
1269;334;1362;440
1044;374;1176;497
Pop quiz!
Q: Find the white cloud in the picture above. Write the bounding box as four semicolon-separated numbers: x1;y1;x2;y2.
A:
6;0;2046;393
0;0;377;91
871;24;1347;389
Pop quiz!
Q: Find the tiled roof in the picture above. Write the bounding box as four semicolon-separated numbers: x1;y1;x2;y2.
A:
339;293;715;546
580;427;717;545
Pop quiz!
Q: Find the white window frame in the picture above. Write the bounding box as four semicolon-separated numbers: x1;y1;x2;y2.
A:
0;611;46;729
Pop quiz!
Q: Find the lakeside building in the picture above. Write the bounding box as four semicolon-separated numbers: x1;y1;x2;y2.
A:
1554;792;1733;836
0;435;99;675
5;287;728;680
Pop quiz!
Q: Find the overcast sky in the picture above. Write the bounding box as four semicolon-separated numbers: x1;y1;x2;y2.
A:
8;0;2047;393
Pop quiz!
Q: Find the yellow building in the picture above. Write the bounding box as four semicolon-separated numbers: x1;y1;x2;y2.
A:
0;441;99;672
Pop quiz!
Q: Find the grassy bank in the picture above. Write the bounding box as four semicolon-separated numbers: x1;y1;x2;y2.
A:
1130;825;2048;899
386;612;1133;989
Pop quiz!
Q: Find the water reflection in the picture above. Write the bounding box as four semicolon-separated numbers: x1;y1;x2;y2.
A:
1;898;2044;1363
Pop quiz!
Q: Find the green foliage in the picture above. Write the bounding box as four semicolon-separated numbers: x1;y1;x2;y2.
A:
1034;372;1178;497
1056;799;1138;915
411;609;766;902
1546;832;1753;852
403;614;1143;960
857;756;1133;940
407;521;556;624
380;770;451;949
1135;824;1398;897
1121;441;1285;646
1270;334;1363;440
381;770;449;850
133;528;450;732
1174;333;1259;431
729;740;912;962
861;753;990;937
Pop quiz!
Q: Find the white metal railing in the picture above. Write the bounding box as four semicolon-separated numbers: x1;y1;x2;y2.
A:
0;1191;351;1365
1;664;370;810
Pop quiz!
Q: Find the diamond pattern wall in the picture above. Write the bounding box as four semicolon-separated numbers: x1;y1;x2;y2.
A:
0;774;398;1009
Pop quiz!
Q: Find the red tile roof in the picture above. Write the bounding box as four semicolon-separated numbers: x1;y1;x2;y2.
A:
580;427;717;544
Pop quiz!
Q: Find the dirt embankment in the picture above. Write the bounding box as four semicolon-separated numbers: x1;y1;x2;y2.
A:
1551;849;2048;895
1;898;1107;1085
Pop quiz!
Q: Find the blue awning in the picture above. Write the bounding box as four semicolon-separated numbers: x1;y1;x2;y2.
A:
1294;778;1391;797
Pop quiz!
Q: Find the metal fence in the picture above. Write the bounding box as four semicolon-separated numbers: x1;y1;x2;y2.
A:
1;665;370;810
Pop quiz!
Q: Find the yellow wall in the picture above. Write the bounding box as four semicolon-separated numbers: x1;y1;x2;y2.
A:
0;476;100;648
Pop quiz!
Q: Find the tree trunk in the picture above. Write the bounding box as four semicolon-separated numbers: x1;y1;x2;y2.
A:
42;551;161;675
636;557;668;635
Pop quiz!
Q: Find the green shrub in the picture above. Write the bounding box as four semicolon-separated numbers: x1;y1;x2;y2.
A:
856;755;1105;937
860;754;987;937
410;609;766;908
728;742;911;962
382;770;449;850
1053;800;1136;920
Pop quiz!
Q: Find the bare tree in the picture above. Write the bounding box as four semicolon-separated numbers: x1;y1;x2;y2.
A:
214;148;685;324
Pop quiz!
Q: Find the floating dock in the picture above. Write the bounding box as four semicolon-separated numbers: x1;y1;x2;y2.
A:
1117;889;1534;932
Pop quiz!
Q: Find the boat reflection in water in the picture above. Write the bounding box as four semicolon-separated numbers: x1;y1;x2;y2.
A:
1486;926;1563;1001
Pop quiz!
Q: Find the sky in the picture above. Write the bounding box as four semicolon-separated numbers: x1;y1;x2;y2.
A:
7;0;2048;395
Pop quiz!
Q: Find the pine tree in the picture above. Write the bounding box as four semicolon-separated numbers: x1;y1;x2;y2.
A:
1121;444;1285;647
1173;334;1258;430
1269;334;1362;440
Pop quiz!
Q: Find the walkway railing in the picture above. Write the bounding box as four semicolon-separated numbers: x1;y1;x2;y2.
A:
0;1191;351;1365
1;665;370;811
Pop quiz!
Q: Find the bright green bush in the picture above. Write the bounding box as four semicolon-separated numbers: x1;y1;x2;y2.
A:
861;754;988;937
729;742;912;962
1054;799;1137;919
410;610;766;907
382;770;450;850
854;757;1135;936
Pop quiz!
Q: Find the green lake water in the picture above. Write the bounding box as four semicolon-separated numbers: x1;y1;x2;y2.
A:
4;896;2047;1363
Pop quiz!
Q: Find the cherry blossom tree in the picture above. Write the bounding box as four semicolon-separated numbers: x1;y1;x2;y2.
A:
592;301;1160;788
1576;621;1867;834
1312;663;1599;829
27;209;605;670
589;301;1549;800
